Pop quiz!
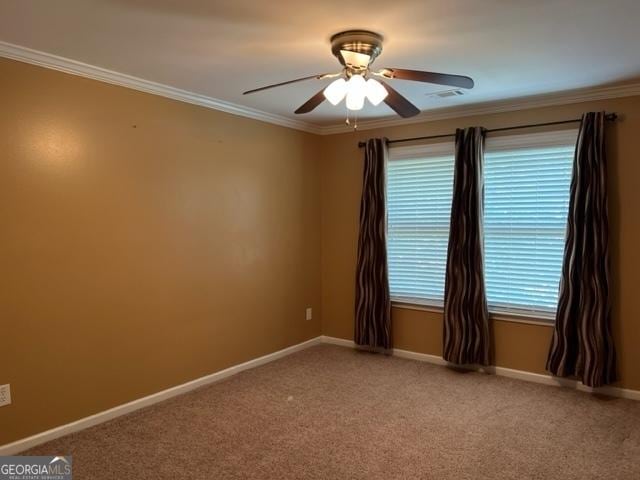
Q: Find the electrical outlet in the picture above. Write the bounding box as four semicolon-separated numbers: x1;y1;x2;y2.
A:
0;384;11;407
305;307;312;321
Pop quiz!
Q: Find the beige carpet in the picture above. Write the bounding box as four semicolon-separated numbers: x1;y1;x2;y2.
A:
25;344;640;479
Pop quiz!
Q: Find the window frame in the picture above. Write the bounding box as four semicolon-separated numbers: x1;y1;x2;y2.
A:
386;141;455;309
483;129;577;321
386;129;578;322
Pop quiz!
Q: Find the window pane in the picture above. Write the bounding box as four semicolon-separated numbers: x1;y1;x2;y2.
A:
386;132;574;317
484;143;574;314
387;151;454;304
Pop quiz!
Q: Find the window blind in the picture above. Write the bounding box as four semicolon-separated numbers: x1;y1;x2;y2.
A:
387;144;454;304
386;130;576;317
484;130;577;315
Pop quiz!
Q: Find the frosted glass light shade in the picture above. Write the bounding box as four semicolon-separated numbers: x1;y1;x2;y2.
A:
323;78;347;105
365;78;388;106
324;75;388;111
345;74;366;111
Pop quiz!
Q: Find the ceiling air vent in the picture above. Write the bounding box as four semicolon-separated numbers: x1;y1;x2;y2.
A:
431;89;465;98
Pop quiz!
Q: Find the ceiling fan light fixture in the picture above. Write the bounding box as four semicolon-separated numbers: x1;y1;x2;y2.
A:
323;78;348;105
345;74;366;111
365;78;388;106
244;30;474;122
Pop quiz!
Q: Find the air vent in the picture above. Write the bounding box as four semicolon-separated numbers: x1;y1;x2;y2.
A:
432;90;465;98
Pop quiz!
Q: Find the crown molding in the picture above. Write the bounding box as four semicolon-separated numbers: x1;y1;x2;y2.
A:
317;82;640;135
3;40;640;137
0;41;322;135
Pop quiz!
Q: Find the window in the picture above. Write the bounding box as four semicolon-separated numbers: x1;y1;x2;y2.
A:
386;130;577;318
484;130;576;316
387;143;454;305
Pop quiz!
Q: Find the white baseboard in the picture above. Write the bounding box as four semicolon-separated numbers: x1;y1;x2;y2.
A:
0;336;323;455
320;335;640;401
318;335;355;348
4;334;637;454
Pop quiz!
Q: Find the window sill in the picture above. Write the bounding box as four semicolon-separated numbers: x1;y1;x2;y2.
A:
391;299;443;314
391;301;555;327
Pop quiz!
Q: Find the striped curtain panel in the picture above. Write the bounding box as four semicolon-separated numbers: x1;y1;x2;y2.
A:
355;138;392;350
546;112;616;387
443;127;490;365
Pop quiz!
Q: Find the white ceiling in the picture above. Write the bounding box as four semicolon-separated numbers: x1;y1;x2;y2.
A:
2;0;640;127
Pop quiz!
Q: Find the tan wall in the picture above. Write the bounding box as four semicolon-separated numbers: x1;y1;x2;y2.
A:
319;95;640;390
2;54;640;447
0;58;323;445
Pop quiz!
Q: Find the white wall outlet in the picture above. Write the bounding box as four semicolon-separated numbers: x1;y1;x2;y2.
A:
305;307;312;321
0;384;11;407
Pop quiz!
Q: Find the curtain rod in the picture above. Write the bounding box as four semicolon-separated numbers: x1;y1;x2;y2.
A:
357;113;618;148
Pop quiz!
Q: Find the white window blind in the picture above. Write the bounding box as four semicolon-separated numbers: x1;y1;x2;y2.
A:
484;130;577;316
387;143;454;305
386;130;576;318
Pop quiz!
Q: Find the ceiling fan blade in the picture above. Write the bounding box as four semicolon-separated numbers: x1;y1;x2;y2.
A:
294;89;326;114
380;68;474;89
379;81;420;118
243;74;331;95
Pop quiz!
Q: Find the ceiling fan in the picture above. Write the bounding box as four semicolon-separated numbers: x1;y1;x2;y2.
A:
243;30;474;120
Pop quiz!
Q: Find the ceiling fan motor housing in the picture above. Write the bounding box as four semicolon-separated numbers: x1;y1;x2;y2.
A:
330;30;384;68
